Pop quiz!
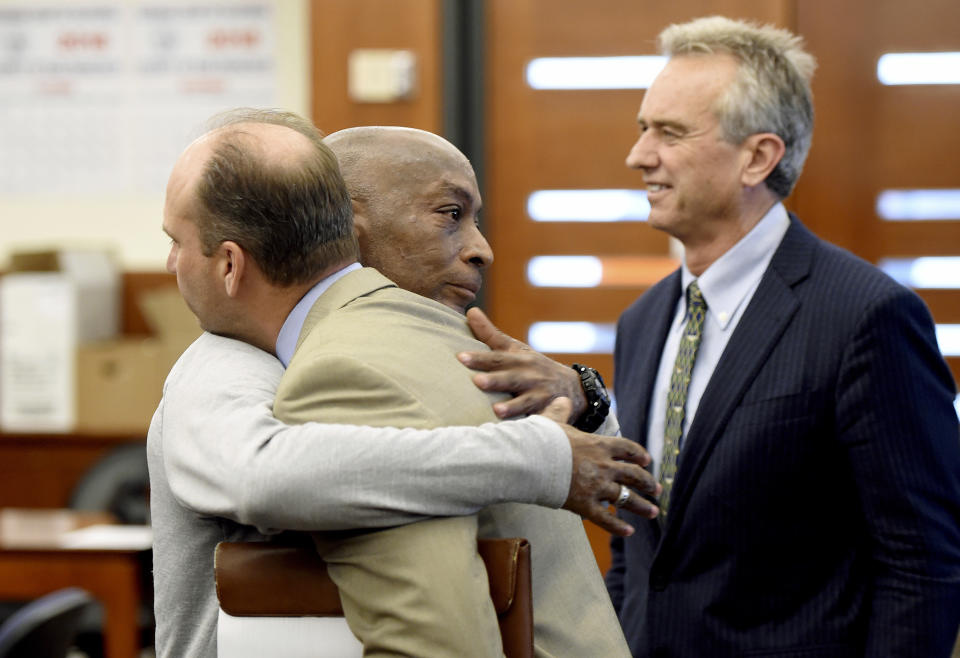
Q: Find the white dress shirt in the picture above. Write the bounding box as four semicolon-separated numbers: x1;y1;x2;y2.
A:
275;262;362;367
646;203;791;479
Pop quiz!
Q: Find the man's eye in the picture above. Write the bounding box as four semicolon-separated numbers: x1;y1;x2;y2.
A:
445;208;461;221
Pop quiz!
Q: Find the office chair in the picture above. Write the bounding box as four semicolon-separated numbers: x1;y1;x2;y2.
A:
69;443;150;525
0;588;96;658
215;536;533;658
69;443;152;658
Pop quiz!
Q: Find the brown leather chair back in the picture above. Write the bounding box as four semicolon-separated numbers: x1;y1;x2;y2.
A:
215;536;533;658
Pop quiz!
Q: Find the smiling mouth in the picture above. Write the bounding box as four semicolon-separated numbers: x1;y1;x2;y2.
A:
646;183;670;193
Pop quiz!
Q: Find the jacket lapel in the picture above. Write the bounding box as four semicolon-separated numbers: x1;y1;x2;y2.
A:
295;267;396;352
661;217;815;533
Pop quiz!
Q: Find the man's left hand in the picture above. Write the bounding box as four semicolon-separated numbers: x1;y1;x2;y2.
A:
458;307;588;422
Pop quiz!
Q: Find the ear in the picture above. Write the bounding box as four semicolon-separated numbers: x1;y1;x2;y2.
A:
741;133;786;188
351;199;370;253
217;241;247;298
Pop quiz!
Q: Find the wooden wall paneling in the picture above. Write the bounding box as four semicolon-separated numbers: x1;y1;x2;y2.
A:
797;0;960;397
873;90;960;186
792;1;882;256
0;436;127;508
919;291;960;324
872;86;960;259
515;289;654;322
797;0;960;256
483;1;665;343
309;0;443;135
881;222;960;258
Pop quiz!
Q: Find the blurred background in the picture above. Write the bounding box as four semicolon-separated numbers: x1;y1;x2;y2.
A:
0;1;957;656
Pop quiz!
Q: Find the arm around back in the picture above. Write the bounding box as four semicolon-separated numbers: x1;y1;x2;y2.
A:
153;332;571;534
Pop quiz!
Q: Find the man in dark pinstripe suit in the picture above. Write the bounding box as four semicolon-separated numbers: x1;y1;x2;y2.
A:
606;16;960;657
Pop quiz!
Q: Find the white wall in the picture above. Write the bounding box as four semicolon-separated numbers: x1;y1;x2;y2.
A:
0;0;310;271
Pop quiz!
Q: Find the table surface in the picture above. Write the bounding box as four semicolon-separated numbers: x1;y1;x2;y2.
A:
0;508;152;551
0;508;153;658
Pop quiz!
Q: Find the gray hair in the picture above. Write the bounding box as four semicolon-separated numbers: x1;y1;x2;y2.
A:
659;16;816;198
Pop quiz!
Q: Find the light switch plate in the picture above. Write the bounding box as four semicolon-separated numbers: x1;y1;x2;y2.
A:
347;49;417;103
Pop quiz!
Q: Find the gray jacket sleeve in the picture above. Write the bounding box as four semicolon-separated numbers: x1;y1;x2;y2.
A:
152;333;571;534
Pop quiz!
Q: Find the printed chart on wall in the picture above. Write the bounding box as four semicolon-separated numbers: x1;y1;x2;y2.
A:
0;2;278;197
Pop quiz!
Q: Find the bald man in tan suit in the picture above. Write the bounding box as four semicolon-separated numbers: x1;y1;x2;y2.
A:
275;267;628;657
273;127;631;657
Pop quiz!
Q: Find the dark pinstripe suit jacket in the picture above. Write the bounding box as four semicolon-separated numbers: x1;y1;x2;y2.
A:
607;216;960;657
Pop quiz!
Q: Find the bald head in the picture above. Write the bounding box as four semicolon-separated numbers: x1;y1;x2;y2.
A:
327;126;470;183
325;127;493;313
206;121;317;171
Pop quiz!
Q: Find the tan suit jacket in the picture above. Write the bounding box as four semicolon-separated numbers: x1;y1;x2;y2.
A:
274;268;628;657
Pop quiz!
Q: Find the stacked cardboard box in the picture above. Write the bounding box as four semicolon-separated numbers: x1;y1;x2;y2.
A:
0;250;199;434
75;286;199;434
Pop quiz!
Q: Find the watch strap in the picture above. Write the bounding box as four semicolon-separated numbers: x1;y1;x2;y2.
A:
571;364;610;433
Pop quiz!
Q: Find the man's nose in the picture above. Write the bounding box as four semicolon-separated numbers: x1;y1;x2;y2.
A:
464;225;494;268
625;133;655;170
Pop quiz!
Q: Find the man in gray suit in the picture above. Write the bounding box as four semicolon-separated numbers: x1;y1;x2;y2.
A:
150;109;658;657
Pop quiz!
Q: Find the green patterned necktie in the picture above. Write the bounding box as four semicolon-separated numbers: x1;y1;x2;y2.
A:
659;281;707;518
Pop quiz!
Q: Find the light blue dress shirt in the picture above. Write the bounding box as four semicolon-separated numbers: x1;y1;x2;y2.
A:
275;262;362;367
646;204;791;479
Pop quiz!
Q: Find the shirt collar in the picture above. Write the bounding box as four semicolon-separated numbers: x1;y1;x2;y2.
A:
275;262;362;367
681;203;790;329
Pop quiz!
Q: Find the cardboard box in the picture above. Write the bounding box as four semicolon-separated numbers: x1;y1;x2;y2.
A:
74;287;200;435
0;274;78;431
74;338;165;435
0;250;120;432
0;249;200;434
8;250;120;341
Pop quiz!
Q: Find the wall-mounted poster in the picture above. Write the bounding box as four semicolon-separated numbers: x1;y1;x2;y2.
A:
0;2;278;197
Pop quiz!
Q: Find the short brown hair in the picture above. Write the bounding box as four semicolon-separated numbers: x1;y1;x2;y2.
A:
193;108;358;286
